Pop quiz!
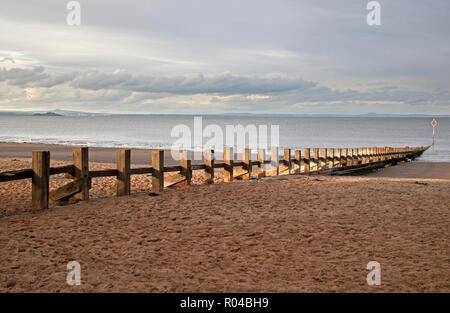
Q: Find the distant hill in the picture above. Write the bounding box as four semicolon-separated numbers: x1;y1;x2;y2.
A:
0;109;109;117
0;110;448;118
32;112;62;117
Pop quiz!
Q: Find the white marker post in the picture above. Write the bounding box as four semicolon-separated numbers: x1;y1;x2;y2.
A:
431;118;437;147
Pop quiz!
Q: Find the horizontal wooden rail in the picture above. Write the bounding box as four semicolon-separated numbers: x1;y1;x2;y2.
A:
89;169;118;178
129;167;153;175
50;165;75;175
0;169;33;182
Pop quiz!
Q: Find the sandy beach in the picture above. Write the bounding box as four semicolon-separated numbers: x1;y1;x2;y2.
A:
0;144;449;292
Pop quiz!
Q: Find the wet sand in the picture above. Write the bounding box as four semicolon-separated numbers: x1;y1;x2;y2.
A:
366;161;450;180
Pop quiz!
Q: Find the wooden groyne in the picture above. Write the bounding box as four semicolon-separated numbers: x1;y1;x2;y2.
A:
0;145;429;211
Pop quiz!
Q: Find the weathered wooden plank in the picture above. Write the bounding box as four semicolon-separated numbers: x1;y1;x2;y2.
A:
357;148;363;164
49;165;74;176
312;148;319;171
347;148;353;166
32;151;50;211
129;167;153;175
117;149;131;196
233;168;248;179
73;147;89;200
335;148;342;167
278;164;289;175
242;148;251;180
214;163;225;169
191;164;205;171
362;147;368;164
204;149;214;184
164;173;186;188
50;179;81;201
151;150;164;193
224;147;233;182
89;169;119;177
294;150;301;174
328;148;335;168
304;148;310;173
320;148;327;170
270;146;279;176
164;165;182;172
283;148;292;175
342;148;348;166
0;169;33;182
180;150;192;187
257;149;266;178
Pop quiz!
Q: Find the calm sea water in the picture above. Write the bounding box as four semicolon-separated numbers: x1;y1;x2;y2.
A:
0;116;448;162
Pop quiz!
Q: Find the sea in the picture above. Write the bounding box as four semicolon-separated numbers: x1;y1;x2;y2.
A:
0;115;448;162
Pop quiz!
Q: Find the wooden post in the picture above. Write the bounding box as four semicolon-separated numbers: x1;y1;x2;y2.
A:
116;149;131;196
320;148;327;170
257;149;266;178
313;148;319;171
364;147;369;164
224;147;233;182
32;151;50;211
347;148;353;166
335;148;341;167
304;148;310;173
328;148;335;168
353;148;358;166
73;147;89;200
204;149;215;184
370;147;375;163
357;148;363;164
271;146;279;176
180;150;192;185
243;148;252;180
294;150;301;174
283;148;292;175
151;150;164;193
342;148;348;166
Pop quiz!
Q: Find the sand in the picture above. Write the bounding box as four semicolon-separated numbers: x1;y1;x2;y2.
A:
0;153;449;292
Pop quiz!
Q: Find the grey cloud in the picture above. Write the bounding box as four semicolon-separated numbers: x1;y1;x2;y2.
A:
1;0;449;114
0;67;75;88
0;67;317;95
1;66;448;112
75;72;317;95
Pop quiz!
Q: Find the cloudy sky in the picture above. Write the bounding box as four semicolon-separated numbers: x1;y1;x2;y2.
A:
1;0;449;114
